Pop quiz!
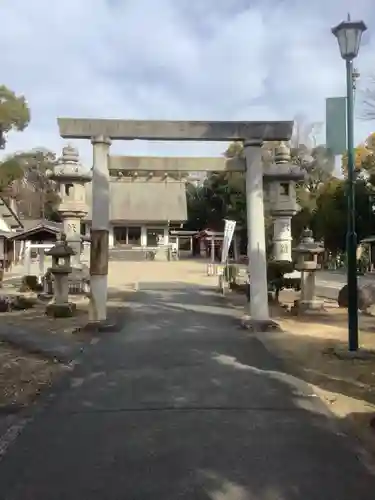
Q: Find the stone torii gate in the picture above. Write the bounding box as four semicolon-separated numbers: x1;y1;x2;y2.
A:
109;151;303;264
57;118;293;328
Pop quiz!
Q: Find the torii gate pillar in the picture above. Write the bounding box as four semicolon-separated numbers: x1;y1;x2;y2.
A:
244;141;269;322
89;136;111;325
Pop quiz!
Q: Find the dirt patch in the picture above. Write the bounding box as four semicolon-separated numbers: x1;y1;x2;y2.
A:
0;289;132;337
0;343;65;409
257;290;375;449
0;299;88;410
270;292;375;401
0;301;90;337
0;289;133;410
0;297;87;409
225;287;375;449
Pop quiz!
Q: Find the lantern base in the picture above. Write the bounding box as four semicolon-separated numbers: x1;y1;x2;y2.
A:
292;298;324;314
46;302;77;318
300;299;324;310
240;315;281;332
80;320;118;333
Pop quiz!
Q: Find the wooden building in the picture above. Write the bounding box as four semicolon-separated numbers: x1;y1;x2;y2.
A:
83;171;187;248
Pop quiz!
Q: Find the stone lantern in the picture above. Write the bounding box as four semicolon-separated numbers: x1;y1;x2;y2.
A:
49;145;91;268
294;228;325;311
45;234;76;317
264;143;305;261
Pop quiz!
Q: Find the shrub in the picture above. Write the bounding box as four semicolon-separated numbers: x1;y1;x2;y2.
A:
20;275;43;292
267;260;299;300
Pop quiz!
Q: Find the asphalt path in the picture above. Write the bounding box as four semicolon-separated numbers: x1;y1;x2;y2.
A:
0;283;374;498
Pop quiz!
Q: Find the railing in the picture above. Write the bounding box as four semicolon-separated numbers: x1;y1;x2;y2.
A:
109;246;172;261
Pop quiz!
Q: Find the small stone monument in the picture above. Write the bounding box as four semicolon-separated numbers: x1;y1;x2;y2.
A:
155;233;168;261
294;228;325;312
45;234;77;317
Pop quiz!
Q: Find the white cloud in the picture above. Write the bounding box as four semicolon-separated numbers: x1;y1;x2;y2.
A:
0;0;374;165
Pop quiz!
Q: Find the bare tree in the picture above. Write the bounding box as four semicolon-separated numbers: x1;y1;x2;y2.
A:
1;148;59;220
360;75;375;120
12;148;57;219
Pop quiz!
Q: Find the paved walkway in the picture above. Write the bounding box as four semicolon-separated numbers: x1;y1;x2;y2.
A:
315;270;375;301
1;282;375;498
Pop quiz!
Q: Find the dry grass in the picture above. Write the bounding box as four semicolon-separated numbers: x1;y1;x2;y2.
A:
0;343;64;408
224;286;375;447
255;290;375;446
266;291;375;402
0;301;90;336
0;299;87;409
0;291;131;410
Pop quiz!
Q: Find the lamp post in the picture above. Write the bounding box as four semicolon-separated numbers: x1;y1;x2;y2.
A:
332;15;367;351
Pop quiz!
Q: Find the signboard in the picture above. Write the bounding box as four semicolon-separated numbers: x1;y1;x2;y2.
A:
221;219;236;263
326;97;347;155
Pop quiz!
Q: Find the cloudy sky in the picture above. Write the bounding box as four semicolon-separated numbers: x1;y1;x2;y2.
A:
1;0;375;165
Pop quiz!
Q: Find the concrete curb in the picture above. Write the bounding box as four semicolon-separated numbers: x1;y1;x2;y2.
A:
0;404;26;416
0;329;83;364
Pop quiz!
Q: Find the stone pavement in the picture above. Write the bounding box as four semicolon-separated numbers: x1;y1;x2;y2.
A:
0;277;375;499
316;270;375;301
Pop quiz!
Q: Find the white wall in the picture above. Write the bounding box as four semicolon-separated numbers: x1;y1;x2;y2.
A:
163;227;169;245
141;225;147;247
108;225;114;248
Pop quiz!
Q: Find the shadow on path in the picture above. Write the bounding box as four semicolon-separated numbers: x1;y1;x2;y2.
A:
0;282;375;499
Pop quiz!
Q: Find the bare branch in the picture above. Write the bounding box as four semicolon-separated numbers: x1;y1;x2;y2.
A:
359;75;375;121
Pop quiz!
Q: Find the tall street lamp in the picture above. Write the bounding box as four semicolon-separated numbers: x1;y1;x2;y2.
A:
332;15;367;351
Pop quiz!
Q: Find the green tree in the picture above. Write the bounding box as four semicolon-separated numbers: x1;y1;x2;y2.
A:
185;182;211;230
0;157;24;194
306;178;375;254
186;172;246;231
187;136;338;255
1;148;60;220
223;138;335;242
0;85;30;148
311;178;347;252
341;133;375;177
290;144;335;242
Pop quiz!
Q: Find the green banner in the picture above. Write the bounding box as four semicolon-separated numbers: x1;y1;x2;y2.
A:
326;97;347;155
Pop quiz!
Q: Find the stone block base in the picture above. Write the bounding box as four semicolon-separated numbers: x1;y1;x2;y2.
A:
155;248;168;261
79;320;118;333
330;346;375;360
38;293;54;302
46;302;77;318
240;315;281;332
294;299;324;313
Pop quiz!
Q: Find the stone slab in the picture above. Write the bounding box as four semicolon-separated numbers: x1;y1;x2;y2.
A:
45;302;77;318
297;299;324;312
57;118;294;141
240;315;281;332
331;346;375;360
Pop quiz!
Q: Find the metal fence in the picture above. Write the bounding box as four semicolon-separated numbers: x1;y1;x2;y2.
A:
109;246;171;262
